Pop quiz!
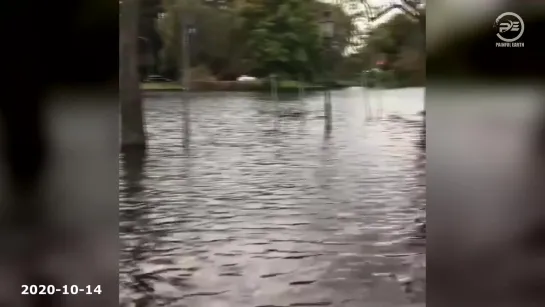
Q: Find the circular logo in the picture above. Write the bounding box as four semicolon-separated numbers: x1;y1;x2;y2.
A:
495;12;524;43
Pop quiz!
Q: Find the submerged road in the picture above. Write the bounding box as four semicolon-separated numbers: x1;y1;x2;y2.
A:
120;87;425;307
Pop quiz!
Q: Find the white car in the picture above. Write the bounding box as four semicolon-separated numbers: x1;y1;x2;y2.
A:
236;75;257;82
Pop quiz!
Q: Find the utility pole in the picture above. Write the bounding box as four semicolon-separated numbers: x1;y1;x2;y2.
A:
180;13;194;150
120;0;146;149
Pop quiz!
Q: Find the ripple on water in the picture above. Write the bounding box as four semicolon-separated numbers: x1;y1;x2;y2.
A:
120;89;425;306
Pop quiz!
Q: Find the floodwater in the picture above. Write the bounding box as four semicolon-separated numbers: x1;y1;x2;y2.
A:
119;87;426;307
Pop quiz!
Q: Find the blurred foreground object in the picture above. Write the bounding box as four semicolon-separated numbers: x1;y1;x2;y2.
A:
120;0;147;149
427;1;545;306
428;0;544;81
0;0;119;306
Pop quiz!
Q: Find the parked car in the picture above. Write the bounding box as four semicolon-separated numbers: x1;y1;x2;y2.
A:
236;75;257;82
144;75;173;83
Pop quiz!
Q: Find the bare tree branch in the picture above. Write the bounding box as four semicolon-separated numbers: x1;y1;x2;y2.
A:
351;0;422;22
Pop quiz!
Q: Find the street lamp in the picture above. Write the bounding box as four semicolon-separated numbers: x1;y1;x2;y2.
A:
319;11;335;78
319;10;334;135
180;16;197;89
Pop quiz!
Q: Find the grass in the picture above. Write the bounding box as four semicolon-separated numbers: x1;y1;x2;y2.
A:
141;82;185;91
139;80;352;92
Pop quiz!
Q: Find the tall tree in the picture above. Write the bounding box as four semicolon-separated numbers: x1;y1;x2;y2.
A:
348;0;424;27
239;0;323;80
349;0;424;53
155;0;356;80
120;0;147;148
341;0;425;85
366;12;424;85
158;0;247;80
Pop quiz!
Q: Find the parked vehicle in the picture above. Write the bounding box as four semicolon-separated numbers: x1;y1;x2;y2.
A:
236;75;257;82
144;75;173;83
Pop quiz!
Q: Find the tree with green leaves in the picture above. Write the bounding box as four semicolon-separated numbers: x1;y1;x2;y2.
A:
237;0;357;81
155;0;356;81
236;0;322;80
157;0;247;80
339;0;425;86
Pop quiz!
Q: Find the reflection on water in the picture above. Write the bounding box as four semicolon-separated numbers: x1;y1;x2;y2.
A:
120;87;425;307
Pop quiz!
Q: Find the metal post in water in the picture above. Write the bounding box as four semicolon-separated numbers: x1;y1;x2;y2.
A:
361;71;369;120
270;74;279;102
323;72;333;134
298;75;305;102
270;74;279;130
180;16;193;150
324;88;332;133
319;11;334;135
375;71;382;119
362;71;372;121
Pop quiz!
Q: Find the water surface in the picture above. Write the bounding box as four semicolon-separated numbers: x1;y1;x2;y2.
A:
120;87;425;307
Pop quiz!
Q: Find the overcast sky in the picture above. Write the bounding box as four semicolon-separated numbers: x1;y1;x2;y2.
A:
321;0;408;51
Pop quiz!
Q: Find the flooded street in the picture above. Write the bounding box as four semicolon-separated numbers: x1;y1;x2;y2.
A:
120;87;426;307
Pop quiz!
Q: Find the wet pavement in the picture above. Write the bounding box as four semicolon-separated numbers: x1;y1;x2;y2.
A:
120;87;426;307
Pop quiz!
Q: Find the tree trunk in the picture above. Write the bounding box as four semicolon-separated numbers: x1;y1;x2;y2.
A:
120;0;146;149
